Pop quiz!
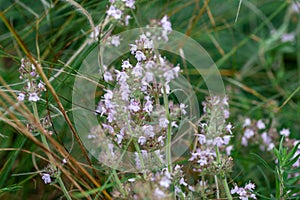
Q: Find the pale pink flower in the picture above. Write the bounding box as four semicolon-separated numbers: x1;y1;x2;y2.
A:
103;71;113;82
267;143;275;151
115;70;129;83
62;158;67;164
130;44;137;54
42;173;51;184
292;2;300;13
102;124;114;134
159;117;169;128
96;101;106;115
144;39;153;49
143;125;155;138
226;123;233;134
158;135;165;146
280;128;290;137
143;96;153;114
116;134;123;144
196;134;206;144
17;93;25;101
281;33;295;43
132;63;143;77
224;109;230;119
143;71;154;83
242;136;248;146
154;188;166;198
244;129;254;139
226;145;233;155
160;176;171;188
160;15;172;32
245;182;255;190
106;6;122;20
145;60;155;69
135;51;146;61
128;99;140;112
38;82;46;91
28;92;40;102
123;0;135;9
104;90;113;100
223;135;231;145
261;132;273;150
111;35;121;47
243;118;251;127
138;136;146;145
213;137;224;147
197;157;208;166
256;120;266;129
179;177;188;186
121;60;132;69
108;143;115;157
180;103;187;115
171;121;178;128
120;83;130;101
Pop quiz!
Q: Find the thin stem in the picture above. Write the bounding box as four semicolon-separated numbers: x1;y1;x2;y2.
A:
133;139;146;177
214;175;220;199
32;103;52;161
222;176;232;200
112;170;127;197
32;102;72;200
215;146;232;200
200;175;206;199
57;175;72;200
163;86;172;173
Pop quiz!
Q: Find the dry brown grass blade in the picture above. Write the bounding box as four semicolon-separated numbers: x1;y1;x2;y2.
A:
0;12;112;200
186;0;211;36
0;80;92;198
0;77;111;199
206;5;216;28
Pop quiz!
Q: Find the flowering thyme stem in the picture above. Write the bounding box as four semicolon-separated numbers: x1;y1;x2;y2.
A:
163;86;172;173
32;102;72;200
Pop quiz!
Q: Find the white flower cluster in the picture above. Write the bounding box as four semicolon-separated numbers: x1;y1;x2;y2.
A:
231;182;257;200
126;165;193;199
189;96;233;173
90;16;188;170
17;58;46;102
241;118;292;152
89;0;136;41
106;0;135;25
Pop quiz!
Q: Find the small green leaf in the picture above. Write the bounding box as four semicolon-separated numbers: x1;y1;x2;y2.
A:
285;182;300;189
283;154;300;169
285;142;300;162
286;167;300;174
250;153;274;172
273;148;280;160
286;174;300;186
0;185;22;194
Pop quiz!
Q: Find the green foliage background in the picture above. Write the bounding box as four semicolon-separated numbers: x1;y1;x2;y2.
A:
0;0;299;199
